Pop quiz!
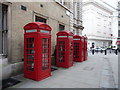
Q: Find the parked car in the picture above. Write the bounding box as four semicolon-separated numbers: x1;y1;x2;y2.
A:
112;46;117;50
101;47;107;51
94;47;102;52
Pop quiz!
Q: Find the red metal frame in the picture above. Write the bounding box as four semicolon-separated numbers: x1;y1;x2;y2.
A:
73;35;83;62
24;22;52;81
83;36;88;61
82;36;85;61
56;30;73;68
85;36;88;60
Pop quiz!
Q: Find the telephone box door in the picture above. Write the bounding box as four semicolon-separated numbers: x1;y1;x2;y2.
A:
85;37;88;60
24;34;37;79
41;36;51;73
57;40;66;66
74;42;80;61
69;42;73;64
82;37;84;61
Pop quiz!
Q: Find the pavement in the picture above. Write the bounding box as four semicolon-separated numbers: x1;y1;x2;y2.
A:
7;52;118;88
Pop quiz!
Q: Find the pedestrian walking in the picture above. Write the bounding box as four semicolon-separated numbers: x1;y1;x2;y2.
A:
109;49;111;53
92;48;94;55
115;49;118;55
108;45;112;53
104;49;107;55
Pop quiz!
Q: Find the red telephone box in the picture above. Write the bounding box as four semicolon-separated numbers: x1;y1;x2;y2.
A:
24;22;52;81
85;36;88;60
73;35;83;62
82;36;85;61
83;36;88;61
56;30;73;68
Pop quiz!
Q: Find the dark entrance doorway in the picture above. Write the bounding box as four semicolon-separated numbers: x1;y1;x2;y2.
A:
0;4;8;56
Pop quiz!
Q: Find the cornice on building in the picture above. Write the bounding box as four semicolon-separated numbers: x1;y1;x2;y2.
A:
73;17;82;22
73;23;84;30
83;0;113;14
87;35;113;41
88;37;112;41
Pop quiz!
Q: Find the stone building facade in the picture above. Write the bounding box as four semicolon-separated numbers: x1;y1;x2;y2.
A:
1;1;71;63
73;0;84;35
118;1;120;48
0;0;83;80
82;0;113;49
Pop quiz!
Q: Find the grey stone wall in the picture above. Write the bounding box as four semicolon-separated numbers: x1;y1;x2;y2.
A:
10;2;70;63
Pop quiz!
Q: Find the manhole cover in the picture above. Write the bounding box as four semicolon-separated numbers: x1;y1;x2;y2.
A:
83;66;94;71
2;78;21;89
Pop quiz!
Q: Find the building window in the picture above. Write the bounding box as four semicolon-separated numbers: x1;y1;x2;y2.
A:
118;13;120;18
118;30;120;37
0;4;8;55
73;2;77;19
73;29;75;35
97;31;101;33
97;17;100;19
21;5;27;11
77;31;79;35
104;32;106;34
109;22;111;25
59;24;65;31
35;16;47;23
118;21;120;26
60;0;66;5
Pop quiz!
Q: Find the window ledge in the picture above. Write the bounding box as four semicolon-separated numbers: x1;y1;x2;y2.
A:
54;0;72;13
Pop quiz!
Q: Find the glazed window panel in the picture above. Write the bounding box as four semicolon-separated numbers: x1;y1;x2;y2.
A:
70;42;73;62
58;41;65;62
74;43;79;58
26;38;35;71
42;38;49;70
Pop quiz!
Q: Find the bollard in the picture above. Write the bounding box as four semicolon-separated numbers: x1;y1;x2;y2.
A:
105;49;107;55
110;49;111;53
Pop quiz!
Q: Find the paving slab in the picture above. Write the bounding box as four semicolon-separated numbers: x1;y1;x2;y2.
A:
8;52;118;88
